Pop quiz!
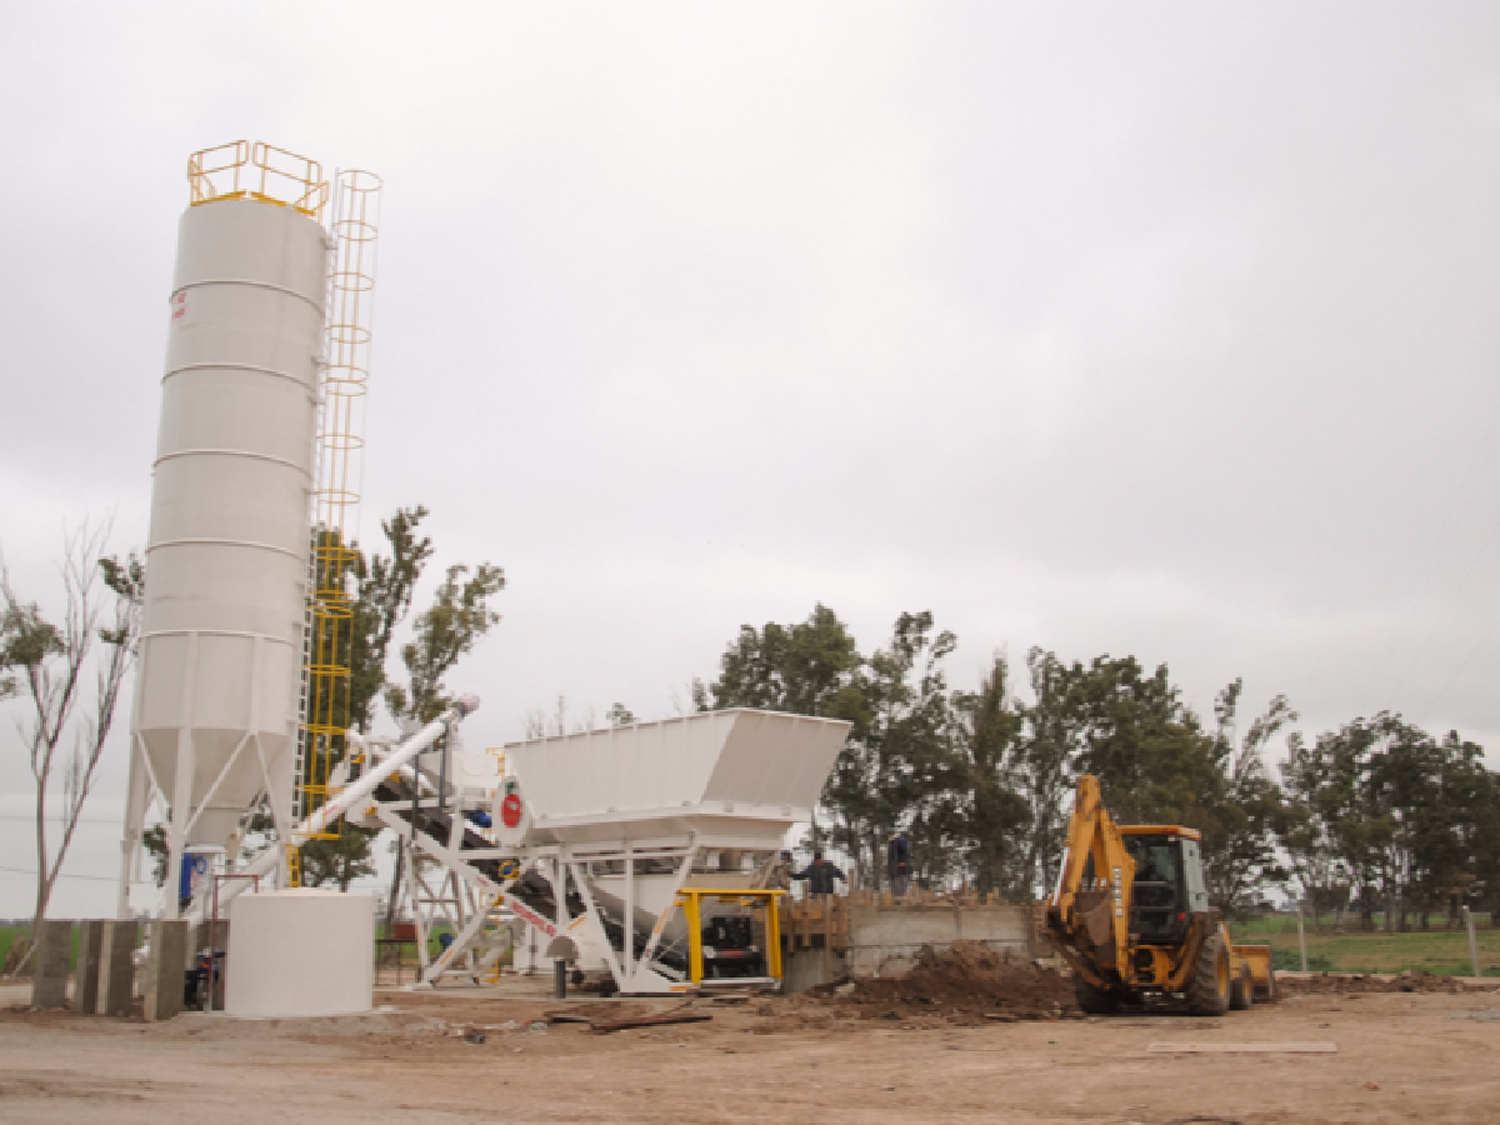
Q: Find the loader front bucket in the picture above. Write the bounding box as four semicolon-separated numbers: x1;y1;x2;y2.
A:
1233;943;1276;1001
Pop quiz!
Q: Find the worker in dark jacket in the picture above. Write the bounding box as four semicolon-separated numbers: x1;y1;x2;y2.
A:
887;831;912;898
792;852;845;896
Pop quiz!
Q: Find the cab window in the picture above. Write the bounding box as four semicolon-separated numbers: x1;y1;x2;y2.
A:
1126;837;1178;884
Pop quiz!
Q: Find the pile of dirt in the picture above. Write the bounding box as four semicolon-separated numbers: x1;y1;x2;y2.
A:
803;941;1078;1026
1280;970;1480;995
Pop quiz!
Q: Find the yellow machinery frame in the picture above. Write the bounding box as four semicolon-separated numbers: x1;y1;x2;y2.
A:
675;888;786;987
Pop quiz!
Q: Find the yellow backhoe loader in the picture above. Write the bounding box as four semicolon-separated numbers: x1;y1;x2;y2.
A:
1045;775;1275;1015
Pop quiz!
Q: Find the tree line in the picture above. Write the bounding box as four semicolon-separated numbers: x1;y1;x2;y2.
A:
11;511;1496;934
700;604;1500;927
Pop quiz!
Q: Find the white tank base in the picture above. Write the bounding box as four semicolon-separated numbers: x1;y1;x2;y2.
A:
226;888;374;1017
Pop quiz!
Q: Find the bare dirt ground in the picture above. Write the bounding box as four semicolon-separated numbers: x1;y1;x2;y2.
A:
1;967;1497;1125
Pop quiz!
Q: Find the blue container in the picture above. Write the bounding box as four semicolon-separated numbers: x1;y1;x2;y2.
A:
179;851;212;900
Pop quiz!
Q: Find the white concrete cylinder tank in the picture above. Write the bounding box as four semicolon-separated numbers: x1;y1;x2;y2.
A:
225;888;373;1017
133;198;327;850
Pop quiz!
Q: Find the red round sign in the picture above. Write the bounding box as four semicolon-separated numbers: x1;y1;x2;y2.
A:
500;793;523;828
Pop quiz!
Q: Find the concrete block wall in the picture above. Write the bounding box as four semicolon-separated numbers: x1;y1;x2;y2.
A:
16;917;190;1019
141;919;188;1021
783;902;1037;991
29;919;72;1009
844;902;1035;979
97;920;138;1016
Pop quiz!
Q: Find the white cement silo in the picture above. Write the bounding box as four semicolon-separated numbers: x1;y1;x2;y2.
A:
129;180;329;910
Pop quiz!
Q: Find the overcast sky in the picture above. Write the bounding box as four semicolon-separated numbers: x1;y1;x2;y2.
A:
4;2;1499;916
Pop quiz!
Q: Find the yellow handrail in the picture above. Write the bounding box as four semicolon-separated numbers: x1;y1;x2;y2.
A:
187;139;328;221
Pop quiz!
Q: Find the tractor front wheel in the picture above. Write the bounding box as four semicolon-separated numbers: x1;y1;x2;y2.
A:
1186;932;1232;1016
1229;963;1253;1011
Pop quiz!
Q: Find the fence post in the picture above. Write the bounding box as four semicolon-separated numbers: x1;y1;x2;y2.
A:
1297;902;1309;972
1463;906;1481;978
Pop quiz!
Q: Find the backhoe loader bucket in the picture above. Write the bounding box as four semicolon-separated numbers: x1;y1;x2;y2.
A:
1233;943;1276;1001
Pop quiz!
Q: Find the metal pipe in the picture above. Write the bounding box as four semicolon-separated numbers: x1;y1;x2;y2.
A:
409;745;422;846
210;695;481;909
294;696;478;845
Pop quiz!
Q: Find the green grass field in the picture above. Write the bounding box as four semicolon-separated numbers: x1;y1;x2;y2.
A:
1230;914;1499;976
0;927;23;968
0;925;83;972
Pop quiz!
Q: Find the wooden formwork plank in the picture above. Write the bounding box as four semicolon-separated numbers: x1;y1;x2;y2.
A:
1148;1042;1337;1054
593;1011;713;1033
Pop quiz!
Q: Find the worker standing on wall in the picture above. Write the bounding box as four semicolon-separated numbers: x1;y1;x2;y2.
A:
887;831;912;898
792;852;845;896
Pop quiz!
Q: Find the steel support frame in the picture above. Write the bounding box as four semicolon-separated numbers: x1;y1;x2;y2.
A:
352;744;784;996
358;774;714;994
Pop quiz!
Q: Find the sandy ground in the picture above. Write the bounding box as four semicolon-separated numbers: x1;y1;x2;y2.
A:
0;976;1497;1124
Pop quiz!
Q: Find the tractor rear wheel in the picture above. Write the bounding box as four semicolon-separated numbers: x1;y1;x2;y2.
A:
1229;963;1253;1010
1074;975;1121;1014
1186;932;1231;1016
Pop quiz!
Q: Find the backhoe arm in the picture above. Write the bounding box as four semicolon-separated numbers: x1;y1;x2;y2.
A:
1046;774;1135;984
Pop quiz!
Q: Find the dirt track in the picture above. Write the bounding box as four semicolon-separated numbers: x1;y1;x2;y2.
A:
1;976;1497;1124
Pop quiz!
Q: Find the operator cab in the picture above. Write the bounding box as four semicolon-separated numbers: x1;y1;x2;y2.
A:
1122;826;1210;944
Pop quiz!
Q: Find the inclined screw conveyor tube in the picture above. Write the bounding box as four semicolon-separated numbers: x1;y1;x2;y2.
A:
209;695;481;914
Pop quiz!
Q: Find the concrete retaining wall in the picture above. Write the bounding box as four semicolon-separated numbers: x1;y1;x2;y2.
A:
96;919;138;1016
29;919;72;1009
844;902;1035;978
142;919;188;1021
784;901;1037;991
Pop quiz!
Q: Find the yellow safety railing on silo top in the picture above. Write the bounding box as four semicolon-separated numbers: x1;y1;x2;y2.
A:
188;140;329;222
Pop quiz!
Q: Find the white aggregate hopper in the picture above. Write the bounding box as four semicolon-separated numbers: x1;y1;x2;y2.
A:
503;708;851;850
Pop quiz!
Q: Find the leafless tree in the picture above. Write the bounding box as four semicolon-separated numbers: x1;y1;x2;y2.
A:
0;521;143;951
